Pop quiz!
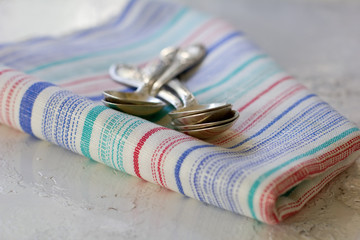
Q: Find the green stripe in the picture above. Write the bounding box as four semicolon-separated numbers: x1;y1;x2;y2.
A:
34;11;210;83
206;61;280;103
248;127;359;219
80;105;108;160
193;54;268;96
25;7;189;74
98;114;126;166
148;104;175;123
115;119;144;171
111;117;134;170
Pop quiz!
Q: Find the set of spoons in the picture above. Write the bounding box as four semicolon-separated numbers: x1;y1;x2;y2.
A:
103;44;239;139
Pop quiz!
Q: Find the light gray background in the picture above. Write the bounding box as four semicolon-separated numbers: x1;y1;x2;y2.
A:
0;0;360;239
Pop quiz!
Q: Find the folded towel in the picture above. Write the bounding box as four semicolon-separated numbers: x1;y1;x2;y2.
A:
0;0;359;224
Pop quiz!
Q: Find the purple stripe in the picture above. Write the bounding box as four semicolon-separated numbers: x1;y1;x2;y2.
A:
19;82;54;136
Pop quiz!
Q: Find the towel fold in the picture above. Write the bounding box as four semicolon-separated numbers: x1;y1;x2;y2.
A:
0;0;359;224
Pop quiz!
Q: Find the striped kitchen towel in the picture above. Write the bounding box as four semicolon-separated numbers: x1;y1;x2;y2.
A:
0;0;359;224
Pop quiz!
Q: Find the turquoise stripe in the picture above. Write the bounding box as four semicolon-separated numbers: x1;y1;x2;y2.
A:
80;105;108;160
112;117;136;171
115;119;144;171
25;7;189;74
98;114;125;166
206;61;280;103
148;104;175;123
248;127;359;219
193;54;268;96
35;11;209;83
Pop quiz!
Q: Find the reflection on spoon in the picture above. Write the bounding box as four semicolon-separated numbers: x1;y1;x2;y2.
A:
173;110;239;131
103;44;206;116
179;120;238;139
102;98;165;116
166;79;233;122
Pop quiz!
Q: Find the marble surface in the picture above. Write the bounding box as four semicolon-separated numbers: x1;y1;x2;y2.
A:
1;0;360;239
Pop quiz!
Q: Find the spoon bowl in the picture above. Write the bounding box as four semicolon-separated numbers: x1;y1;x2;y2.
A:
103;90;163;105
173;110;239;131
169;102;232;118
165;79;235;124
102;99;165;116
178;119;237;139
171;104;233;125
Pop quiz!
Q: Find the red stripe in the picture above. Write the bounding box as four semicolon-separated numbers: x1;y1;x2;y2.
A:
181;18;220;46
263;135;360;214
133;127;167;179
278;164;350;220
265;164;350;224
277;164;349;223
0;73;23;124
150;135;179;184
59;19;232;90
278;165;347;212
181;19;233;47
140;20;231;69
213;83;305;145
212;76;295;145
263;141;358;222
157;137;191;187
0;68;14;75
10;77;32;128
259;136;360;223
59;74;110;88
155;136;193;187
239;85;304;133
5;76;31;127
70;80;123;95
238;76;292;112
276;138;360;212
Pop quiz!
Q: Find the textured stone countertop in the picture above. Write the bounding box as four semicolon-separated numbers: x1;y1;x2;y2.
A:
0;0;360;239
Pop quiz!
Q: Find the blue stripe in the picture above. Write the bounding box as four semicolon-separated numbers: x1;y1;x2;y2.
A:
248;126;359;219
175;144;213;194
88;95;105;101
19;82;54;136
193;54;268;96
189;38;258;87
230;94;316;149
190;97;322;207
189;100;348;213
0;0;136;51
223;106;348;212
207;31;243;52
72;0;138;39
239;102;328;153
0;0;139;63
113;0;138;25
24;7;189;74
204;62;280;103
86;32;246;101
0;36;53;50
7;3;169;68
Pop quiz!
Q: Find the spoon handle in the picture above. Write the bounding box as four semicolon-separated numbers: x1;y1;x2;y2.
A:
139;46;179;93
109;64;143;88
149;59;187;95
167;79;198;108
109;63;184;109
137;58;172;94
157;86;184;109
150;44;206;96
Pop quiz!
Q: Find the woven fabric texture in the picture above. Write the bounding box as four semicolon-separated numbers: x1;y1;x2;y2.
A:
0;0;359;224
